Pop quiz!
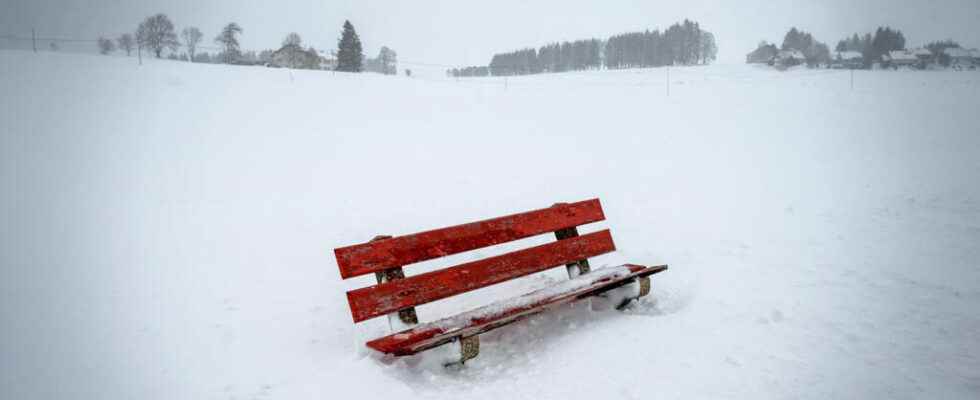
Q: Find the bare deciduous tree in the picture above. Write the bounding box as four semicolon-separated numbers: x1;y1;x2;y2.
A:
117;33;135;56
379;46;397;75
136;13;179;58
97;36;115;55
282;32;302;48
181;27;203;62
214;22;243;63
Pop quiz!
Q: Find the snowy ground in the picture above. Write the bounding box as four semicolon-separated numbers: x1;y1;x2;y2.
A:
2;50;979;400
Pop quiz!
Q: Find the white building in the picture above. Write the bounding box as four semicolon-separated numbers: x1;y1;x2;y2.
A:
832;51;863;69
884;50;920;69
775;50;805;67
944;47;978;69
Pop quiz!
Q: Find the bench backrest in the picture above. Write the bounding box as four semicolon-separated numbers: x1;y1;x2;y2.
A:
334;199;615;322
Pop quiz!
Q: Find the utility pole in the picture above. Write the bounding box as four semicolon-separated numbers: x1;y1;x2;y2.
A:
850;68;854;91
32;28;37;53
137;45;142;65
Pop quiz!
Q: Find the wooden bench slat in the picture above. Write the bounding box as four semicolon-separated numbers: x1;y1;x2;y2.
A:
366;264;669;355
346;229;616;322
335;199;605;279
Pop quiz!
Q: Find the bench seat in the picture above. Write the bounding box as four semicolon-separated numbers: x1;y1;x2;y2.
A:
366;263;667;356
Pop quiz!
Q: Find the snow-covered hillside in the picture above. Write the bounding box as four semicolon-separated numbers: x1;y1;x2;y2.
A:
2;50;979;400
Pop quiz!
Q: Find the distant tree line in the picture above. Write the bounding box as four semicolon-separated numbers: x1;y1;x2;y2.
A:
539;39;602;72
606;20;716;69
750;25;976;70
94;13;245;64
749;26;894;68
488;39;603;76
779;27;831;67
449;66;490;77
835;27;906;67
834;27;973;68
449;19;717;77
924;39;962;66
95;14;384;73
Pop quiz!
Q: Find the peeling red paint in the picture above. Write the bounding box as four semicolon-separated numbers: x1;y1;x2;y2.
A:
345;230;615;322
334;199;604;279
331;199;668;358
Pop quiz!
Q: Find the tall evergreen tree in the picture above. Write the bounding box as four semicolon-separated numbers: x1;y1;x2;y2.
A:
336;20;363;72
778;27;831;67
831;27;906;67
870;26;905;61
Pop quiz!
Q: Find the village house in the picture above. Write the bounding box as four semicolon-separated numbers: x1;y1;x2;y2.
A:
911;48;933;66
883;50;920;69
944;47;978;69
774;50;805;67
831;51;863;69
746;43;778;64
270;44;320;69
316;50;338;70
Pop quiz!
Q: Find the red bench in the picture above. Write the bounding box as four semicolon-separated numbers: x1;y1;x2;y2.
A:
334;199;667;364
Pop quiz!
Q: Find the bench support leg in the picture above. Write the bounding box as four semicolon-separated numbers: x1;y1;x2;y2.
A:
589;275;652;311
614;276;652;310
459;335;480;363
442;335;480;366
553;225;591;278
370;235;419;331
374;267;419;331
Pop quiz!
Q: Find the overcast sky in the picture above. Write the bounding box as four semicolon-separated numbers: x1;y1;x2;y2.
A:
3;0;979;65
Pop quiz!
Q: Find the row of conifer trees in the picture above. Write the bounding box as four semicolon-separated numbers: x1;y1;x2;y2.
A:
451;19;717;77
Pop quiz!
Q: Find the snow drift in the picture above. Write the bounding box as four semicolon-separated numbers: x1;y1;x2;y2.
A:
2;50;979;399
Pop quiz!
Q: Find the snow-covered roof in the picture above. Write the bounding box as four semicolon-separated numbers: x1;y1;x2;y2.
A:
778;50;805;59
944;47;972;58
835;51;862;60
970;49;980;58
316;49;336;61
910;48;932;57
887;50;917;61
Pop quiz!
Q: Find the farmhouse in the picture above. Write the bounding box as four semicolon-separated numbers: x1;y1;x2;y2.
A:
270;44;320;69
884;50;920;69
746;44;778;64
775;50;805;67
832;51;863;69
911;48;933;65
944;47;978;69
316;50;338;70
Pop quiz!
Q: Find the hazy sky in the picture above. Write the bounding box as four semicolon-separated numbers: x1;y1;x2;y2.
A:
3;0;980;65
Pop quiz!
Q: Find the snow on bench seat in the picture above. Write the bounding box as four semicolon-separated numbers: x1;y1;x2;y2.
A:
366;263;667;355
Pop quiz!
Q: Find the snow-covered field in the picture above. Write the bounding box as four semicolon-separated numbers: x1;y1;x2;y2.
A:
2;50;979;399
